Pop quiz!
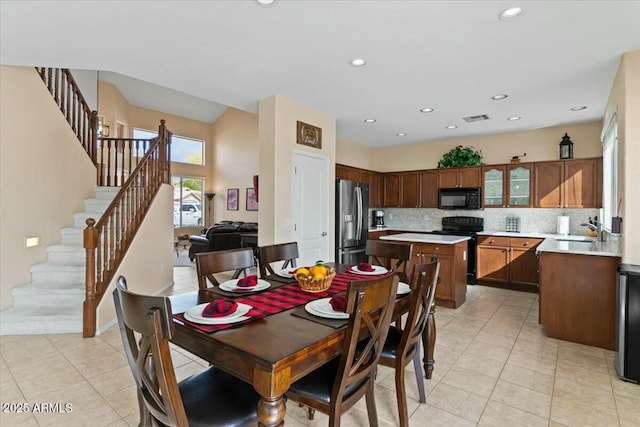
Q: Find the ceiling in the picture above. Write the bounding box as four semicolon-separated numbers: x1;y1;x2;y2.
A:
1;1;639;148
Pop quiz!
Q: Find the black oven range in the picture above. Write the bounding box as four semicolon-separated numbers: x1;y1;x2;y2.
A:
431;216;484;285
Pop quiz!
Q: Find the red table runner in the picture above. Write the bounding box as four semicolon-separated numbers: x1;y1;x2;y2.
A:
174;269;383;333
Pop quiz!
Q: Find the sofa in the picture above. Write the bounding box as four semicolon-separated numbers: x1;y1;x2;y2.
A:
188;221;258;261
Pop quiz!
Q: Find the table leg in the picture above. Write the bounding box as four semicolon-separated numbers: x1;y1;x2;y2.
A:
423;303;437;379
257;395;286;427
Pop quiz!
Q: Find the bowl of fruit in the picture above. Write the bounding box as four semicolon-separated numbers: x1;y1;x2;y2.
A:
294;261;336;293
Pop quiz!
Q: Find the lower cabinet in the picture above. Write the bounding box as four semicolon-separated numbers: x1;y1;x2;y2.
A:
408;242;467;308
477;236;543;291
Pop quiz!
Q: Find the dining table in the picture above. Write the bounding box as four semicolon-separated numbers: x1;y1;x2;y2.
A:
169;263;412;427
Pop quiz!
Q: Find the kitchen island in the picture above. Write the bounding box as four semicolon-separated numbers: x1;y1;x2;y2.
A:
537;237;621;350
380;233;469;308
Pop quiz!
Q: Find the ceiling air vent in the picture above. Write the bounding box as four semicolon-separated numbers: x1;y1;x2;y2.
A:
462;114;490;123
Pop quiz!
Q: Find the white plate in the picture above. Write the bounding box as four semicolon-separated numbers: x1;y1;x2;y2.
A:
305;298;350;319
275;269;295;278
219;278;271;293
397;282;411;295
350;265;388;275
184;302;252;325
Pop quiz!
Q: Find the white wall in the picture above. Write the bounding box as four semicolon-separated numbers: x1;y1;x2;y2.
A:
258;95;336;248
96;185;174;332
0;66;96;309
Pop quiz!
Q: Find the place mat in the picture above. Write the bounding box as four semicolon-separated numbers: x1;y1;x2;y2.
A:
262;274;298;284
290;306;349;329
173;271;360;333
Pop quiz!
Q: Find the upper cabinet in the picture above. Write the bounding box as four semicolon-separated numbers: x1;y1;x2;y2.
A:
400;172;419;208
508;164;533;207
418;170;438;208
483;164;532;208
338;157;601;210
368;172;383;208
534;158;602;208
438;167;481;188
383;173;400;207
482;166;505;207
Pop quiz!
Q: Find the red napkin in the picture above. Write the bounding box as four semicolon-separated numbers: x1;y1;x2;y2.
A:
329;295;347;312
357;262;374;272
202;299;238;317
237;275;258;288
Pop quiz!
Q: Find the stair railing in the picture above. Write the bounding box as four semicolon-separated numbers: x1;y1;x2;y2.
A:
83;120;172;337
36;67;98;164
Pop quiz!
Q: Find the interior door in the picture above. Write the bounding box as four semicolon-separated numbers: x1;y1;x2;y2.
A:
292;151;330;266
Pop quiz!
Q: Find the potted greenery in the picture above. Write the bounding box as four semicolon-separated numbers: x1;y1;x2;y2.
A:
437;145;483;168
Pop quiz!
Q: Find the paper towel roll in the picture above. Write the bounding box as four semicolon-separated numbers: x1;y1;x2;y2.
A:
557;216;569;235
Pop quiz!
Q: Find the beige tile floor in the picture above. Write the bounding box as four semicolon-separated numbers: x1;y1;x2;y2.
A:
2;266;639;426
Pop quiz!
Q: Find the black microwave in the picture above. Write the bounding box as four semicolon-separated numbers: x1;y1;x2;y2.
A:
438;187;482;210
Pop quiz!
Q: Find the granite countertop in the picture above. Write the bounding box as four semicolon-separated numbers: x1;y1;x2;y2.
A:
380;233;470;245
536;238;621;257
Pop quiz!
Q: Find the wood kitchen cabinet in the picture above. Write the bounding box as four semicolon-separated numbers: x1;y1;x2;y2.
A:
483;164;533;208
383;173;400;207
419;170;438;208
539;250;620;349
408;241;467;308
336;164;384;207
477;235;543;291
400;172;419;207
438;166;481;188
368;172;383;207
534;158;602;208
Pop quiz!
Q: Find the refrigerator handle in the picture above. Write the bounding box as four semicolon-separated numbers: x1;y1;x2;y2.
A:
355;186;362;240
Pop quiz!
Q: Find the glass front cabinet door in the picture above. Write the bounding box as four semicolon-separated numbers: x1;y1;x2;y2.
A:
483;166;505;207
507;165;532;207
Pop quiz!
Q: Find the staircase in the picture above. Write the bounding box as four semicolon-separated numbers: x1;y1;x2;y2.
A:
0;187;118;335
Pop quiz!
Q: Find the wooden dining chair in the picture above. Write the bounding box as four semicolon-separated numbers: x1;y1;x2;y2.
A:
112;276;260;427
378;258;439;427
286;273;399;427
365;239;413;284
195;247;255;290
257;241;299;277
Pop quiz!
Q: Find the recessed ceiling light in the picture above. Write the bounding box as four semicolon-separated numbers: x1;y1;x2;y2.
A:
364;119;376;123
491;94;508;100
508;116;521;121
570;106;587;111
446;125;457;129
350;58;366;67
256;0;274;5
420;108;434;113
396;133;407;137
499;7;522;21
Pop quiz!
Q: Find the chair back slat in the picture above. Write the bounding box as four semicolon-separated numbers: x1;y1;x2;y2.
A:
398;258;440;363
113;279;188;426
257;242;299;277
195;248;255;289
365;240;413;283
333;273;399;411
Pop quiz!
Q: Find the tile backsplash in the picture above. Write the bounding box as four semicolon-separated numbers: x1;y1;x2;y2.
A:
373;207;600;236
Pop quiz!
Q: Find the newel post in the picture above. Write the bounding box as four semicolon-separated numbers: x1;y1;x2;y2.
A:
83;218;98;337
90;111;99;165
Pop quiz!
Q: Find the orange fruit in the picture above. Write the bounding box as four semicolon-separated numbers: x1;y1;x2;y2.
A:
310;265;327;277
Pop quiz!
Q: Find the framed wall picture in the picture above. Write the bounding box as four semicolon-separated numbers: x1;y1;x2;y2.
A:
296;121;322;149
246;187;258;211
227;188;239;210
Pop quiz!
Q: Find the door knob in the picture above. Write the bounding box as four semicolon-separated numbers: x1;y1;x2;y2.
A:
321;232;327;236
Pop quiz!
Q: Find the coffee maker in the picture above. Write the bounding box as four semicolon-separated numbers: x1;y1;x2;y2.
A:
372;210;385;227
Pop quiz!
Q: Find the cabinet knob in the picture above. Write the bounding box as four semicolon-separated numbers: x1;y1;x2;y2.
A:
523;242;529;246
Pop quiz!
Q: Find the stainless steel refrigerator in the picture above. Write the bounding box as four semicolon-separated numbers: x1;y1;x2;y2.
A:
335;179;369;264
615;264;640;383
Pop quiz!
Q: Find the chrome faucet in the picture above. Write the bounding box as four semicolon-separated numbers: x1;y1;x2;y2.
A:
581;220;606;242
